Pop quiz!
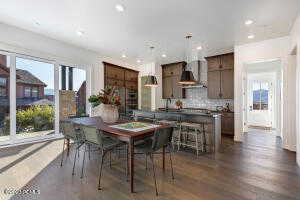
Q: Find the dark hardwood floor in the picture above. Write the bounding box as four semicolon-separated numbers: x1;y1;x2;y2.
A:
0;129;299;200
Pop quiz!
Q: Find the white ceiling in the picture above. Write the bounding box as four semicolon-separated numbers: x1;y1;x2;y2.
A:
0;0;299;65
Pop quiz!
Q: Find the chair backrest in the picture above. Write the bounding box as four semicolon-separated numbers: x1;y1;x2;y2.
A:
152;127;173;151
60;121;76;139
80;125;104;147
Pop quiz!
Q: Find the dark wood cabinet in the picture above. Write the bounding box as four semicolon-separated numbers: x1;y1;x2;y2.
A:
221;112;234;136
220;69;234;99
206;53;234;99
103;62;139;114
161;62;186;99
207;71;221;99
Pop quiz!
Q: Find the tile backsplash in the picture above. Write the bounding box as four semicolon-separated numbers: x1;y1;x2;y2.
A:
180;88;234;111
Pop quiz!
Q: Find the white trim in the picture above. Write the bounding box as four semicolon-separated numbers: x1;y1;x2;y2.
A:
0;134;63;149
54;62;60;134
9;55;16;140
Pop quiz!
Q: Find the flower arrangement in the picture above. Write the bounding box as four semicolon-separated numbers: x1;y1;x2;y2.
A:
175;100;183;109
88;86;121;108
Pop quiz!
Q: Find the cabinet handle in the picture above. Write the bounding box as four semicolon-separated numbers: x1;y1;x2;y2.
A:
171;72;174;75
219;64;223;69
219;93;223;98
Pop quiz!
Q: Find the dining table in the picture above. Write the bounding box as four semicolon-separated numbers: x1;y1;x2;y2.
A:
61;116;169;193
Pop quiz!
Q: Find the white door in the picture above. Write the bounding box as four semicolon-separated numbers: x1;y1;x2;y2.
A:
247;80;273;127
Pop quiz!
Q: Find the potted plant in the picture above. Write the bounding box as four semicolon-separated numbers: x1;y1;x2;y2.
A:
88;86;121;123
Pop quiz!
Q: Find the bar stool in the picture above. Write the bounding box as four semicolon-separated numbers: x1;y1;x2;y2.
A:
177;121;208;156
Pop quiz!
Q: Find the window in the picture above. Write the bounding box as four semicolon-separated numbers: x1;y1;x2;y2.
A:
32;87;38;98
253;81;269;110
0;78;6;96
24;86;31;97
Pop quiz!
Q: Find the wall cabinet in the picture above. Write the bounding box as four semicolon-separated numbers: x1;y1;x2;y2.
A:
103;62;139;114
206;53;234;99
161;62;186;99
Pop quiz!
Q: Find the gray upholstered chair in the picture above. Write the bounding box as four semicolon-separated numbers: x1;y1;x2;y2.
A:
60;121;85;175
79;125;125;190
134;127;175;196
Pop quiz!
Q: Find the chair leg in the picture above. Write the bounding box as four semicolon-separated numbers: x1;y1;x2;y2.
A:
178;125;182;151
72;147;78;176
195;128;199;156
150;154;158;196
80;144;87;179
88;144;91;160
145;154;148;171
169;150;175;180
60;139;65;167
109;151;112;168
203;124;207;152
98;151;106;190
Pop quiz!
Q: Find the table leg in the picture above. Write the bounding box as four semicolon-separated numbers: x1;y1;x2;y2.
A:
162;146;166;172
66;138;70;156
129;139;134;193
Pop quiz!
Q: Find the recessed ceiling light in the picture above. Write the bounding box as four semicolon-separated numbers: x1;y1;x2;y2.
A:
248;34;255;39
245;20;253;26
196;46;202;50
137;59;141;63
77;30;84;36
162;54;167;58
115;4;125;12
122;54;126;58
34;20;41;26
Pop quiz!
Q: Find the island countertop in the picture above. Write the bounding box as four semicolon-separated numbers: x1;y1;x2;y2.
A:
132;109;222;153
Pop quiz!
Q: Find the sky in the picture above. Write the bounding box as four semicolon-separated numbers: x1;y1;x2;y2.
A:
16;57;86;93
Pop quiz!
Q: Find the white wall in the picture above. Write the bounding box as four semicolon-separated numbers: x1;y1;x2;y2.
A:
290;13;300;166
0;22;138;114
234;37;292;144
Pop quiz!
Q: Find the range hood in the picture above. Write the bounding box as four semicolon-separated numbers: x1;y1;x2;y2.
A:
181;60;206;88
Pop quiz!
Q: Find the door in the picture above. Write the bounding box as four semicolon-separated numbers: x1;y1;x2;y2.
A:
220;69;234;99
207;71;221;99
247;80;273;127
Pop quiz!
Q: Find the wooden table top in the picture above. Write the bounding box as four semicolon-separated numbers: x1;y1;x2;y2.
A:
61;117;168;141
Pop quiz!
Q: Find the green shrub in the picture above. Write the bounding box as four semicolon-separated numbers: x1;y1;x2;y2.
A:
3;106;54;134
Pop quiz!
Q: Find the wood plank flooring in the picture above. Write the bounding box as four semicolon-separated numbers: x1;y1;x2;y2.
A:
0;129;299;200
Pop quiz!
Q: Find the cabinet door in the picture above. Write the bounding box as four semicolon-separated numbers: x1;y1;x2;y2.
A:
106;78;124;87
106;66;125;80
220;69;234;99
206;56;221;72
125;70;138;81
162;62;183;77
220;53;234;70
221;114;234;135
207;71;221;99
162;76;173;99
172;75;182;99
125;80;138;89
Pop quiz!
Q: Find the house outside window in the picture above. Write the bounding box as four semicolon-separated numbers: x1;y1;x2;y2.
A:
24;86;31;97
32;87;38;98
0;77;7;96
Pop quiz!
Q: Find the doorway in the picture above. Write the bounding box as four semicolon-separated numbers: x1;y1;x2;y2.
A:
244;60;282;136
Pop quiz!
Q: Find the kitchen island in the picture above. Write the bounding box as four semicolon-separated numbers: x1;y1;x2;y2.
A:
132;109;222;153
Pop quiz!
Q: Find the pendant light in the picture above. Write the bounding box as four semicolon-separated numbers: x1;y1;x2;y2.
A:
178;35;196;85
144;46;158;87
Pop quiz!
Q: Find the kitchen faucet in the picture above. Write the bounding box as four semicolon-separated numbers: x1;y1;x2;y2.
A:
165;98;172;111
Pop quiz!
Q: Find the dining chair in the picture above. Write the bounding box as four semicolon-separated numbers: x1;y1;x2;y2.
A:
79;124;126;190
134;127;175;196
60;121;85;176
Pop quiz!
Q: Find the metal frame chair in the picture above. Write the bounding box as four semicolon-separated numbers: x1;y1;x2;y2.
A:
134;127;175;196
79;124;126;190
60;121;85;175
